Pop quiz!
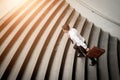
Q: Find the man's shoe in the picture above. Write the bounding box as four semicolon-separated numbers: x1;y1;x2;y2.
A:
77;53;84;57
89;60;97;66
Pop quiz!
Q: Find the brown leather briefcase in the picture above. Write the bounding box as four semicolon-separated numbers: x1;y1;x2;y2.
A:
86;46;105;58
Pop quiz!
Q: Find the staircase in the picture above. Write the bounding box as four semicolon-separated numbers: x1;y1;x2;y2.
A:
0;0;120;80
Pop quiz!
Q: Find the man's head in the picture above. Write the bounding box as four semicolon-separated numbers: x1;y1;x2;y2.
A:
62;24;70;33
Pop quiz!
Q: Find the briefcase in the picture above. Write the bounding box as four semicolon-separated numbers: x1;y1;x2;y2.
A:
86;46;105;58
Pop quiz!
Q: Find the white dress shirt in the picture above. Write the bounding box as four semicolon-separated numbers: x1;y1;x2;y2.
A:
68;28;87;49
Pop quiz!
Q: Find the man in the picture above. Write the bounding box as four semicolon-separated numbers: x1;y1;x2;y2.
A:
62;24;97;66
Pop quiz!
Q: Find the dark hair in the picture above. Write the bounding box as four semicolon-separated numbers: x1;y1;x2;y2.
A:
62;24;70;31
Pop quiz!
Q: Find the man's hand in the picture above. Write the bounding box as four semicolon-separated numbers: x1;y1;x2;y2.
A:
86;48;90;52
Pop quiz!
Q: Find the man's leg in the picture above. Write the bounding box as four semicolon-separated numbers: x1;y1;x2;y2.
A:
88;57;97;66
78;46;97;66
73;45;85;57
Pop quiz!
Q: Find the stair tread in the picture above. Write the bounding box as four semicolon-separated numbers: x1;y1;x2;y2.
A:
11;1;60;78
76;16;87;34
108;36;120;80
87;26;101;80
0;0;41;45
13;1;64;80
44;7;74;80
73;16;86;80
0;0;36;39
82;20;93;43
81;20;93;80
0;0;48;79
49;11;79;80
0;0;40;55
62;17;81;80
98;30;109;80
0;0;28;25
88;26;101;46
62;43;75;80
60;16;80;80
0;0;33;31
0;0;46;56
0;0;55;79
31;2;69;80
62;16;87;80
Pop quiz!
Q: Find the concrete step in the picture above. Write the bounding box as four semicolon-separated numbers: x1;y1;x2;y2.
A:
82;20;93;43
75;16;87;80
62;40;75;80
98;30;109;80
86;26;101;80
44;5;74;80
15;1;64;80
59;12;80;79
0;0;39;53
29;1;68;80
0;0;54;79
0;0;33;31
81;20;93;80
45;5;73;79
0;0;47;58
76;16;87;34
61;15;81;80
0;0;41;45
88;26;101;47
48;11;79;80
0;0;35;39
0;0;48;79
108;35;120;80
0;0;44;60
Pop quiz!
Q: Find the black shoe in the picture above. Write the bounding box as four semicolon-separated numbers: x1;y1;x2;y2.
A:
77;53;84;57
89;60;97;66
